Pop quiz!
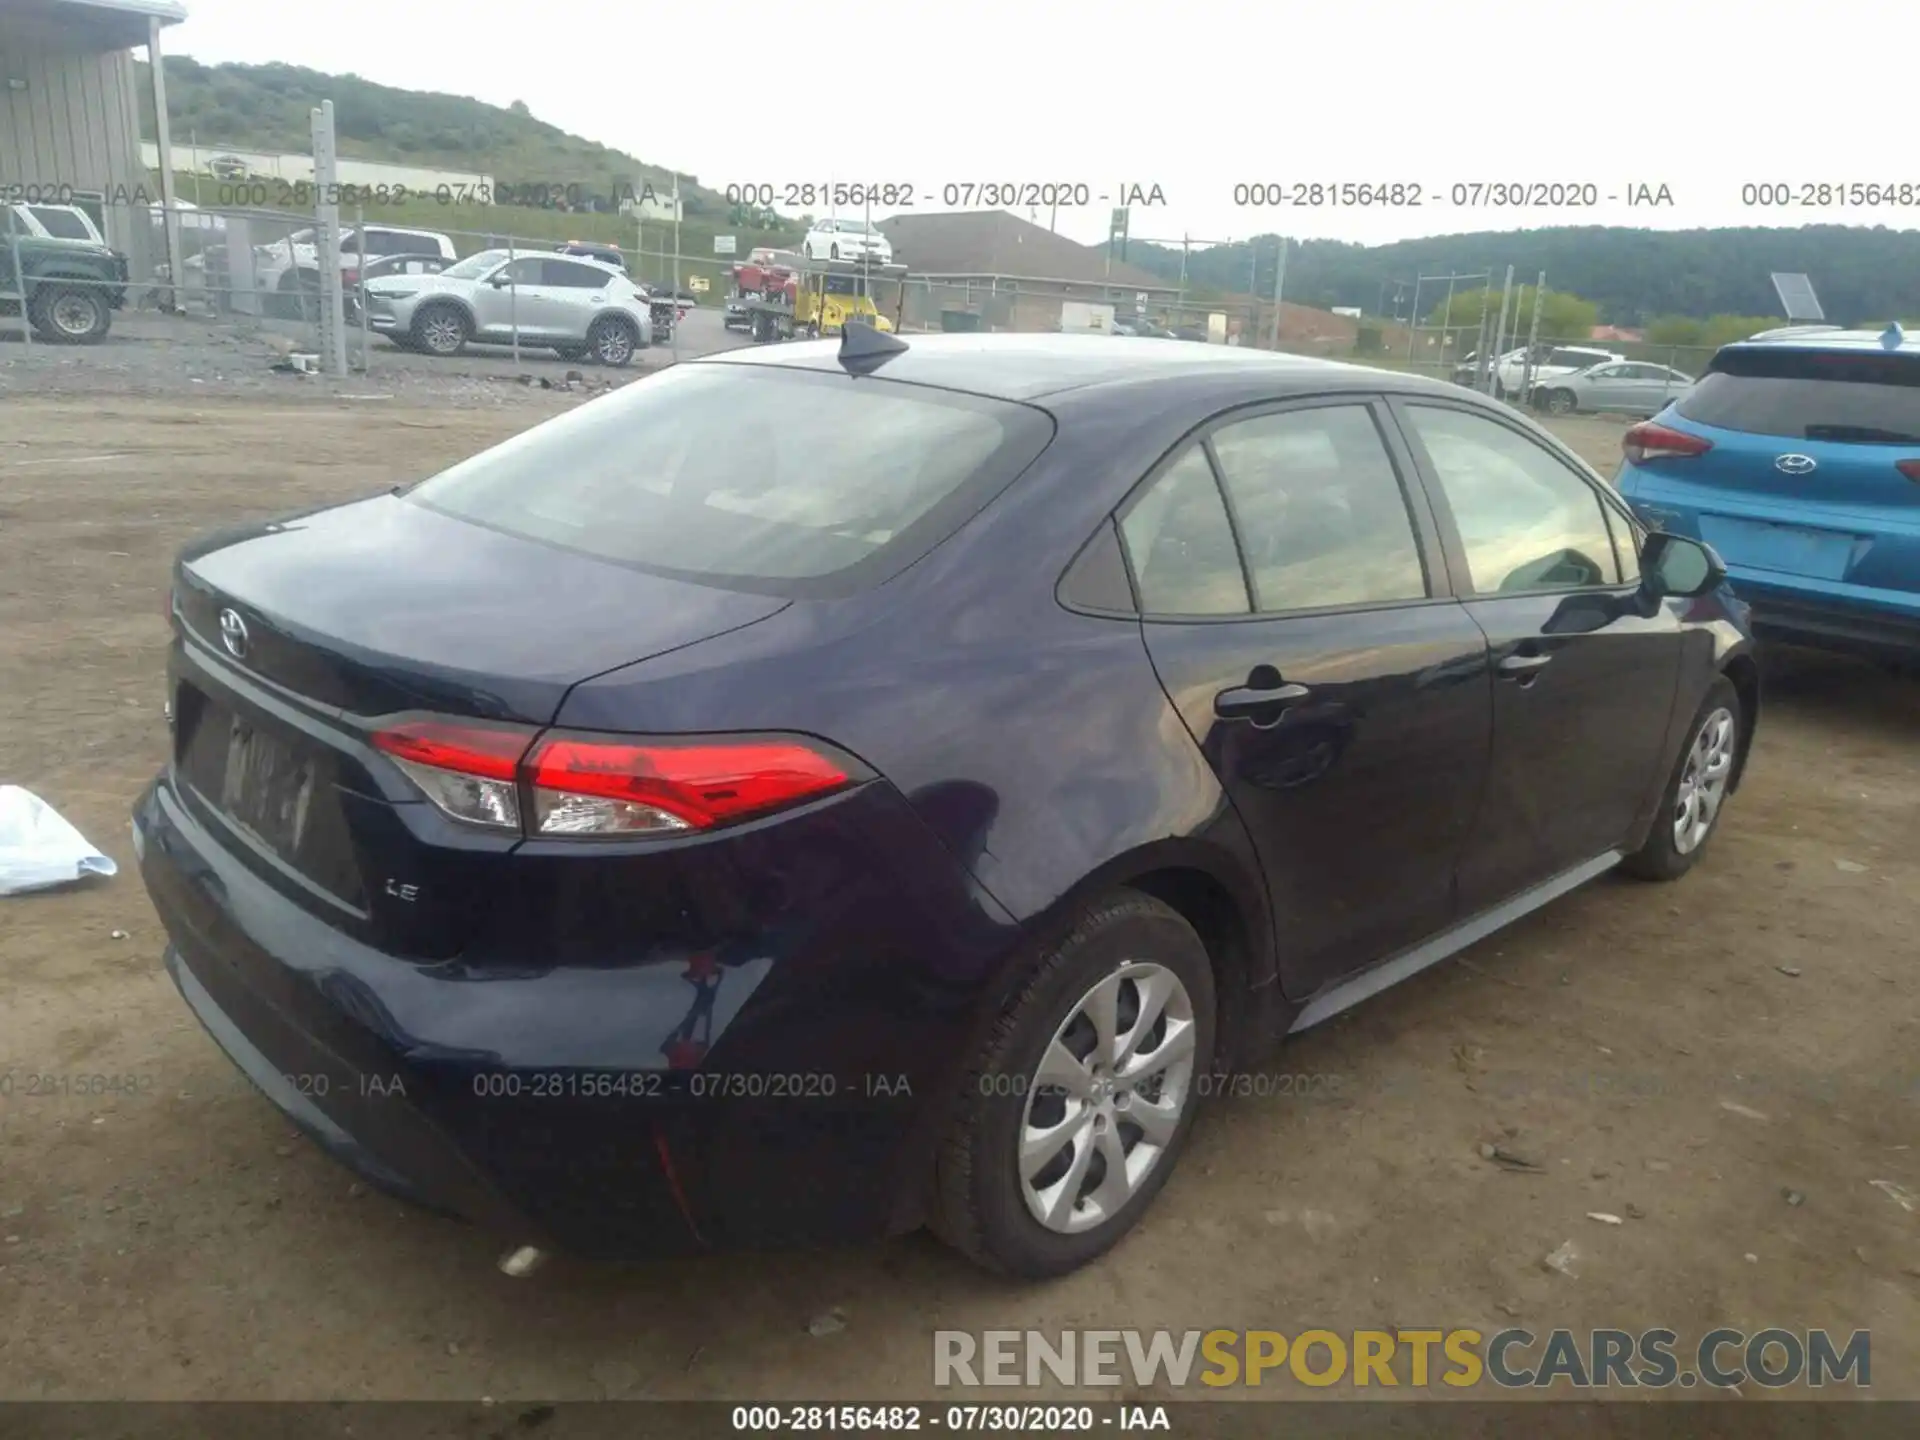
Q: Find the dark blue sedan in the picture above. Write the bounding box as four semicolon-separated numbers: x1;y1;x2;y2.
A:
134;331;1759;1278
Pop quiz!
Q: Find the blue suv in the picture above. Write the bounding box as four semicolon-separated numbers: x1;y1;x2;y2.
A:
1615;324;1920;662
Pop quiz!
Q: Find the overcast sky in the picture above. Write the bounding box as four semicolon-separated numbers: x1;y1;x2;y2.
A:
163;0;1915;249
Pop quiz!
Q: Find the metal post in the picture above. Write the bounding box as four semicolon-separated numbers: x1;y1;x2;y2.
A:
671;177;682;360
1472;308;1490;389
1267;237;1287;351
11;231;31;351
149;17;184;314
355;201;369;373
1405;276;1425;367
507;234;519;366
1519;271;1547;403
310;101;347;377
1438;276;1458;378
1177;235;1189;333
1490;265;1515;399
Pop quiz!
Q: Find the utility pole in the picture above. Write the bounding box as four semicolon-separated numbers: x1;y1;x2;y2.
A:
1519;271;1548;402
1490;264;1515;398
1267;237;1288;351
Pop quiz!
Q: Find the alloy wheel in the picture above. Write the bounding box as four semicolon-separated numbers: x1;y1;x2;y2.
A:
594;322;633;365
421;311;463;355
1673;706;1735;854
49;293;99;338
1017;962;1197;1235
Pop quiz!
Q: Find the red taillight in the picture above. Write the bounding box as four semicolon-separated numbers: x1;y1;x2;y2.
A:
373;719;536;832
342;269;358;287
370;720;852;837
373;719;531;780
525;734;849;835
1623;422;1713;465
1897;459;1920;482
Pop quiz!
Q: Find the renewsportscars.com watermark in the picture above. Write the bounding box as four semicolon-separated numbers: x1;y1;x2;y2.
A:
934;1328;1870;1390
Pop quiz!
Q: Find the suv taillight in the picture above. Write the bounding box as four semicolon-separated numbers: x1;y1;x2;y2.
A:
1623;422;1713;464
371;719;854;837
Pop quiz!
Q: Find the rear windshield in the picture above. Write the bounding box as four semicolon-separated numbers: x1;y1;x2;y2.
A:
29;206;94;240
1678;347;1920;443
404;364;1054;596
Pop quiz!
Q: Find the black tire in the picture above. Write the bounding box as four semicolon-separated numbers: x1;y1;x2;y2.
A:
587;315;639;368
28;284;111;344
410;302;469;357
1545;388;1576;416
1620;676;1742;882
930;890;1217;1278
829;244;840;260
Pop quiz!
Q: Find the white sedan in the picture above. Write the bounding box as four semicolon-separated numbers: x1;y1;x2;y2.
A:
800;218;893;264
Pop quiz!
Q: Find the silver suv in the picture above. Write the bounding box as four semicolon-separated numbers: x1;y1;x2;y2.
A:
363;249;654;366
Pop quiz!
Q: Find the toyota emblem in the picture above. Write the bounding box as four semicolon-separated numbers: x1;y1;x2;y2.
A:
218;608;249;659
1775;454;1817;475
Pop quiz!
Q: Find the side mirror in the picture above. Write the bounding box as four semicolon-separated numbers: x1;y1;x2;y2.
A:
1641;531;1725;599
488;272;514;287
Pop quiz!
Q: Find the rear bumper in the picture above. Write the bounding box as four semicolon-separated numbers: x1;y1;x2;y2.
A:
133;767;1015;1260
1729;571;1920;659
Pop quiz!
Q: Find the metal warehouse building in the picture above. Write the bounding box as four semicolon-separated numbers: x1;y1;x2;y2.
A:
1;0;187;286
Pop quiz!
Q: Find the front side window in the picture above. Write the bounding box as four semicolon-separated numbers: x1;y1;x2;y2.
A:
1208;405;1428;612
1118;448;1250;616
441;249;509;280
1403;406;1621;593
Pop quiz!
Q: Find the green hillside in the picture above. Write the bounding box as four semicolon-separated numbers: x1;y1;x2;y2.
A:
1122;226;1920;326
138;57;727;215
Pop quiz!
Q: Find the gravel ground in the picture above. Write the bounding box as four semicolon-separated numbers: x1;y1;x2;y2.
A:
0;306;752;407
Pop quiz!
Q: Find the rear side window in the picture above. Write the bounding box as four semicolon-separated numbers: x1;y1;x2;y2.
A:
1118;448;1250;616
1678;347;1920;443
29;206;92;240
405;364;1053;596
1208;405;1428;612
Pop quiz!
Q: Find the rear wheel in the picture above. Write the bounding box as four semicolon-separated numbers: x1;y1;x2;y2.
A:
931;891;1215;1278
1545;388;1577;416
587;315;639;367
1621;677;1741;882
28;284;111;343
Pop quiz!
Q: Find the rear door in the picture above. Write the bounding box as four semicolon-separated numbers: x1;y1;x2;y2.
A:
541;257;619;339
1393;400;1682;910
1634;346;1920;603
1123;398;1492;995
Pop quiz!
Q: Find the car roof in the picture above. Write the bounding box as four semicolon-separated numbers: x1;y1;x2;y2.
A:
1719;324;1920;355
691;332;1464;402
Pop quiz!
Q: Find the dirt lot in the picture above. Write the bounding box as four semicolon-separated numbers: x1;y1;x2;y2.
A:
1;399;1917;1404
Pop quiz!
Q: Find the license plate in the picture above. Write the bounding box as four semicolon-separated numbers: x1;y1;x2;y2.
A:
220;719;315;855
1697;515;1856;581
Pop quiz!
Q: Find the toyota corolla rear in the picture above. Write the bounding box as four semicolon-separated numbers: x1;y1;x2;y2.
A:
1616;336;1920;659
133;359;1054;1259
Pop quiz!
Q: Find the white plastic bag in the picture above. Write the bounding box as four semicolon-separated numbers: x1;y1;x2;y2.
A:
0;785;119;896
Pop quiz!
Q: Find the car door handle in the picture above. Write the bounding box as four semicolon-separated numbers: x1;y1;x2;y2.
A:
1497;652;1554;677
1215;681;1311;721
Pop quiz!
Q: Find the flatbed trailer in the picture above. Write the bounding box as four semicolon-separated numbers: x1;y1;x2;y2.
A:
730;256;908;343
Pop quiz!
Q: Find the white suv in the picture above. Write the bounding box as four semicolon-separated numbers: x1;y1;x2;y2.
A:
1493;343;1623;399
258;224;457;317
800;218;893;264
